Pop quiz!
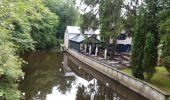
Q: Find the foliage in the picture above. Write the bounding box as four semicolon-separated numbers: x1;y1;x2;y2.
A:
143;33;156;80
131;8;145;79
80;0;170;79
9;1;35;53
0;0;59;99
0;0;35;53
131;0;161;79
80;12;99;33
122;67;170;94
43;0;80;39
158;0;170;73
80;0;124;59
161;34;170;72
0;28;24;100
29;2;59;49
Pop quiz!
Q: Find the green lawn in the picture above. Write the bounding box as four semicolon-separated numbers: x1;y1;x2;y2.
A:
122;67;170;94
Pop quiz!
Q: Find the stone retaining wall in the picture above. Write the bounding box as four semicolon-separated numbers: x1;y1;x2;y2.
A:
67;49;170;100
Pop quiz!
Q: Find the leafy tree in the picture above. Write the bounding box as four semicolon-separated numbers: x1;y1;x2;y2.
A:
0;0;35;53
80;0;123;59
27;0;59;49
0;28;24;100
80;12;99;33
0;0;59;99
43;0;80;39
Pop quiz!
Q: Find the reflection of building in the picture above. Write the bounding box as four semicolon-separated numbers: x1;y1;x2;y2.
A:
63;54;94;81
66;55;94;82
63;54;75;77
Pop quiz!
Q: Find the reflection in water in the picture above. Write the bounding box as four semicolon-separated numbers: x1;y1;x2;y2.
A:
66;53;147;100
19;50;75;100
19;50;147;100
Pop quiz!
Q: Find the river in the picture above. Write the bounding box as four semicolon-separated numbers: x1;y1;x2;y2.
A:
19;50;147;100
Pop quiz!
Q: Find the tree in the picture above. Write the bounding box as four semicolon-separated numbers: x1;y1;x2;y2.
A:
43;0;80;39
80;0;123;59
158;0;170;73
161;34;170;72
143;0;160;68
143;32;156;80
131;0;162;79
27;0;59;49
0;0;59;99
0;28;24;100
1;1;35;53
131;8;146;79
159;6;170;72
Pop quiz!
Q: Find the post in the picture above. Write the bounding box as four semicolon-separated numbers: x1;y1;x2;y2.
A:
84;44;87;52
89;45;92;54
95;46;98;56
104;49;107;59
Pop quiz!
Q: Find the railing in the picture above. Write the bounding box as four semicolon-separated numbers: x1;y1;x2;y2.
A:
67;49;170;100
79;52;128;69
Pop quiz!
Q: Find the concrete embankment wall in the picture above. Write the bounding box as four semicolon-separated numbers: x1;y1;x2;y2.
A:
67;49;170;100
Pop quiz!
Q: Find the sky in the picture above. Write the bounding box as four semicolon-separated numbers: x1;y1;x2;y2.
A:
46;76;93;100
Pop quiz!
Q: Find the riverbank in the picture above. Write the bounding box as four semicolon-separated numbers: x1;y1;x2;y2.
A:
66;49;170;100
122;67;170;94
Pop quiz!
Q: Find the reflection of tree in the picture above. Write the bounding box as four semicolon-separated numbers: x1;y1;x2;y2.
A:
68;59;119;100
68;56;121;100
76;84;91;100
68;59;94;82
19;50;75;100
75;81;118;100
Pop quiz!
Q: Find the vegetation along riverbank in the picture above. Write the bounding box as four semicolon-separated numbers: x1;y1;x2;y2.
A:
0;0;80;99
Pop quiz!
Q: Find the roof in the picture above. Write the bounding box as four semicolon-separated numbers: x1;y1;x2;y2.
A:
69;34;102;44
69;34;91;43
67;26;80;34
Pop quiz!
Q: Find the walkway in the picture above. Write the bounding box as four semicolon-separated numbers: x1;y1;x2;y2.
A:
80;51;130;70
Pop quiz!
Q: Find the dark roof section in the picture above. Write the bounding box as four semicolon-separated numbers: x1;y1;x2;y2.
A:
69;34;89;43
69;34;102;44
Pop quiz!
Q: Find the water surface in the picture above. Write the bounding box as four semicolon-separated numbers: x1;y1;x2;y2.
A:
19;50;147;100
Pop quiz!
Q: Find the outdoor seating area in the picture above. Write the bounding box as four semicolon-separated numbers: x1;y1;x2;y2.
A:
80;51;129;69
64;26;131;70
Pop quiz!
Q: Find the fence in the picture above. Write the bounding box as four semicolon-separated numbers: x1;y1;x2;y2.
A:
67;49;170;100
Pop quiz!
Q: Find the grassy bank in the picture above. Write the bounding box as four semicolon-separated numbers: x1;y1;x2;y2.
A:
122;67;170;94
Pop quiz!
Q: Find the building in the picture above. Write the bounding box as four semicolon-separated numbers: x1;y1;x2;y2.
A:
64;26;81;49
64;26;102;54
64;26;132;54
116;32;132;53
